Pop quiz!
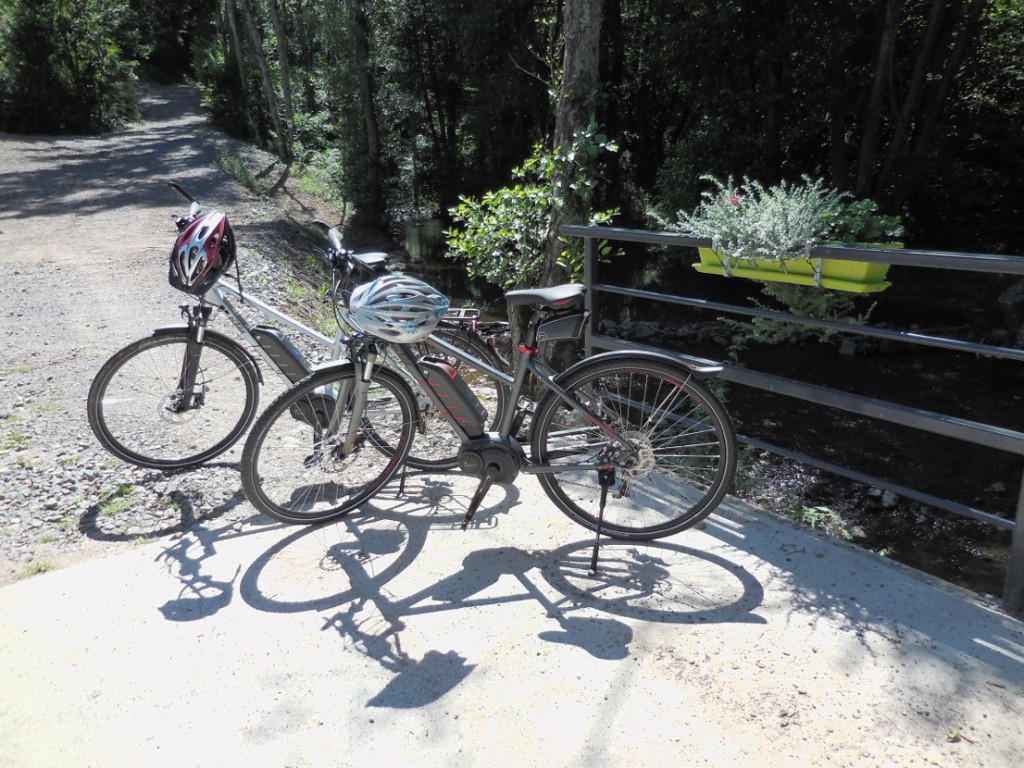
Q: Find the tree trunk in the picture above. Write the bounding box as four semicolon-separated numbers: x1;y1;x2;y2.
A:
855;0;902;197
874;0;948;194
543;0;604;289
267;0;295;155
293;0;318;112
536;0;603;372
237;0;289;160
760;0;788;182
893;0;989;203
224;0;259;140
351;0;383;222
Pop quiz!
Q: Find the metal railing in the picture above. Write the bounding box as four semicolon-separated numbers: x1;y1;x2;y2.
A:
564;224;1024;617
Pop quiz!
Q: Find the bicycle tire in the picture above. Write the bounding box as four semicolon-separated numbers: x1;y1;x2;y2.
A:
530;356;736;540
402;326;509;470
87;331;260;470
240;364;417;524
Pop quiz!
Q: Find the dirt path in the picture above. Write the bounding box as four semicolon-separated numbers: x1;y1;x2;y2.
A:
0;83;351;583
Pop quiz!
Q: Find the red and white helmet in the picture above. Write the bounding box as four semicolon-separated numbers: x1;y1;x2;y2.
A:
168;211;236;295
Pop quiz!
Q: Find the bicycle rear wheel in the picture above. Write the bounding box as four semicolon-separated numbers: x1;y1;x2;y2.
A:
240;364;416;524
402;326;508;470
530;356;736;540
87;331;259;469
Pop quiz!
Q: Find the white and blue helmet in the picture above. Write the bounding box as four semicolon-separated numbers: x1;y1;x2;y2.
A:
349;274;450;343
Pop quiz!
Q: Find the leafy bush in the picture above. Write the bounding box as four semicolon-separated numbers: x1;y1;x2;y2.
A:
0;0;141;134
446;125;618;292
820;199;904;244
447;174;552;292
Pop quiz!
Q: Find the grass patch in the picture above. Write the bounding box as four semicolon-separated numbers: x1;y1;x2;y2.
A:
161;496;183;512
284;280;307;302
0;430;27;451
98;485;136;517
214;150;263;197
788;505;853;541
58;456;82;467
21;561;54;577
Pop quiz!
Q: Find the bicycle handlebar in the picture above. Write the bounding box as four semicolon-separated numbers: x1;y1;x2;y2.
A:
167;181;201;225
311;220;345;255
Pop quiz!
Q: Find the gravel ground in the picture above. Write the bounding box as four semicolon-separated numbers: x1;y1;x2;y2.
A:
0;83;355;585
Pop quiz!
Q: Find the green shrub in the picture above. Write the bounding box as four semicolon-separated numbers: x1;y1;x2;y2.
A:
446;128;618;292
0;0;141;134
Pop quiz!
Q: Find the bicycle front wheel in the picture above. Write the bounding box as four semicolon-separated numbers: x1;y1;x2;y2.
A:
240;364;416;524
87;331;260;469
531;357;736;540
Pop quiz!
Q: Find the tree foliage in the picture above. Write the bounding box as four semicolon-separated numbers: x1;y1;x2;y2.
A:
0;0;141;133
1;0;1021;254
446;128;618;292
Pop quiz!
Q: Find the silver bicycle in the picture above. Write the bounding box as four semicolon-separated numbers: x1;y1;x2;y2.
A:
87;183;506;471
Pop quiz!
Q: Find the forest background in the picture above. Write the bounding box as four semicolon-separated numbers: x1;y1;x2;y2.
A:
1;0;1023;270
5;0;1024;593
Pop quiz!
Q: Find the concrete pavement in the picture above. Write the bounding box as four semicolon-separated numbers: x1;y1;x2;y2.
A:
1;470;1022;767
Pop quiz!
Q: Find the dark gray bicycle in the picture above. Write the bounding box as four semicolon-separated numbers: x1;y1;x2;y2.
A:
240;272;737;551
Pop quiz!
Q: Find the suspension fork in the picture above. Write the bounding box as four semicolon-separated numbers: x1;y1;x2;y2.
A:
338;345;380;453
176;303;214;411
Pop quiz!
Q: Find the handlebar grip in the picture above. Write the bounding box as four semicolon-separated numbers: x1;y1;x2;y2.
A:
311;220;345;254
167;181;195;203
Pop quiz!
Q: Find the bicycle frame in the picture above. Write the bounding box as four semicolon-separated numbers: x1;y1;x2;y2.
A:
207;278;495;393
355;316;633;474
208;279;345;385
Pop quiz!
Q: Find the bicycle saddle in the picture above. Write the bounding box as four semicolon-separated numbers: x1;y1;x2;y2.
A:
352;251;389;270
505;283;586;310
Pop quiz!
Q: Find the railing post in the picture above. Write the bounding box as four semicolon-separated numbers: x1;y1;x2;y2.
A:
1004;470;1024;617
583;234;597;357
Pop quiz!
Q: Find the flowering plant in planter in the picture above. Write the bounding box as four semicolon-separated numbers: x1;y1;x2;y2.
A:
674;175;903;293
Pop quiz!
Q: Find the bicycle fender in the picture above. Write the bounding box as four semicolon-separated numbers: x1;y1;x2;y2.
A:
559;349;723;379
151;325;265;385
307;359;356;374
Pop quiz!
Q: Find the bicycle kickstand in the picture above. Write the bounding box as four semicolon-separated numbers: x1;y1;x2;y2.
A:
590;468;616;573
461;465;499;530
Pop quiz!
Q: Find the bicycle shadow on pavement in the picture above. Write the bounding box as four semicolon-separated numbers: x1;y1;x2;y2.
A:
100;477;276;622
153;512;274;623
238;474;765;708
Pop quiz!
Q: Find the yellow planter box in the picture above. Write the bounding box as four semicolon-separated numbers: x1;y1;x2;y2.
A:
693;246;896;294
